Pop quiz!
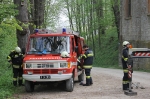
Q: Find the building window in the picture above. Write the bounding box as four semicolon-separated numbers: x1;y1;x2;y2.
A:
125;0;131;18
148;0;150;15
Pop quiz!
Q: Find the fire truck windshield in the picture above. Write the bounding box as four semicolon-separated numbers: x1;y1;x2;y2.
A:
27;36;70;54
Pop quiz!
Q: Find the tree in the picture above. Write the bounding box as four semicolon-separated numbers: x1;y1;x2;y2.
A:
34;0;46;28
44;0;62;29
14;0;30;49
0;0;16;23
111;0;120;38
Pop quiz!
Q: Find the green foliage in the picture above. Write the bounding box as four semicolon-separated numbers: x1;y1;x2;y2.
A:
0;0;18;23
0;71;15;99
44;0;63;29
1;18;23;31
0;1;25;98
62;0;120;68
0;37;17;99
88;27;119;68
0;17;22;99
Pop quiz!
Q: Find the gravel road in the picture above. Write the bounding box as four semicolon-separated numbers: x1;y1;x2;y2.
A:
13;67;150;99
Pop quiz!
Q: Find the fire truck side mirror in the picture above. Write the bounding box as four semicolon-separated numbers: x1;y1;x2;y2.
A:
75;46;78;53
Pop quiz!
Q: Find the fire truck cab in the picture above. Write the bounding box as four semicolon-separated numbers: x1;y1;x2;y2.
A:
23;28;84;92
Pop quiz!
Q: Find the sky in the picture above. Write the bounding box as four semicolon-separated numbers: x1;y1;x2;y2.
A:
47;0;70;30
58;13;69;28
57;6;70;28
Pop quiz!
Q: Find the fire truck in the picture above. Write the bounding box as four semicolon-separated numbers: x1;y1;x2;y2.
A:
23;28;84;92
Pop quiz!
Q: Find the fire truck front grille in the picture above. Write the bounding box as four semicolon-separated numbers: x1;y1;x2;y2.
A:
33;70;40;74
36;63;54;68
42;70;49;74
28;63;60;68
32;69;57;74
32;70;49;74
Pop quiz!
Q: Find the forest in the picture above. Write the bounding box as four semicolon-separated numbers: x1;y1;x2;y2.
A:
0;0;119;98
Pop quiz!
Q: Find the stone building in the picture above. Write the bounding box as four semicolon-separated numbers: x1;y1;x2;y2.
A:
120;0;150;69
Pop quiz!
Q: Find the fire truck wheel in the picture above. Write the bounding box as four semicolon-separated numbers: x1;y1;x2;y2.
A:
78;70;84;82
25;80;34;92
66;76;74;92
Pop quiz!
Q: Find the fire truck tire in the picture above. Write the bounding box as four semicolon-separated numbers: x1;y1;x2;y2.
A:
78;70;84;82
66;76;74;92
25;80;34;92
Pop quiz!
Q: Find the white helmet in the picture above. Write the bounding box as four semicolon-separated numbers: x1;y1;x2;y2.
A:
15;47;21;53
61;51;69;57
122;41;130;46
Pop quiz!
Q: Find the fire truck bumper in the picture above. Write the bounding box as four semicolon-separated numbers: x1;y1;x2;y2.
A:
23;73;72;82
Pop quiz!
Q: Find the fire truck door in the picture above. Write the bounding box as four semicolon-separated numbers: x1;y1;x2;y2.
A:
74;36;83;56
74;36;84;69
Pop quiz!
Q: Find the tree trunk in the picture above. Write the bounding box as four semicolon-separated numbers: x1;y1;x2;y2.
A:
96;0;103;48
65;0;74;30
81;0;86;37
90;0;95;57
29;0;35;32
112;0;120;39
14;0;30;50
76;0;81;32
34;0;45;28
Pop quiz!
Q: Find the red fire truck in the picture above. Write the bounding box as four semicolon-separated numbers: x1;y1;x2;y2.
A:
23;28;84;92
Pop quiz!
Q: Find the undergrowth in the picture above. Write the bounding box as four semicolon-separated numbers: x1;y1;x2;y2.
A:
0;23;18;99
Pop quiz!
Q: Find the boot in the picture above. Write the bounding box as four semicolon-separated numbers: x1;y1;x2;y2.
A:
18;80;24;86
83;79;90;86
90;77;93;85
127;83;129;89
79;81;84;85
13;81;17;87
127;82;133;89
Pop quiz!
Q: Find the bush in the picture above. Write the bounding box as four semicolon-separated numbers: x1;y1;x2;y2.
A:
0;22;18;99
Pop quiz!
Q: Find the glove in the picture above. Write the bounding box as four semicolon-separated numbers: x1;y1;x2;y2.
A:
9;61;12;64
127;65;131;69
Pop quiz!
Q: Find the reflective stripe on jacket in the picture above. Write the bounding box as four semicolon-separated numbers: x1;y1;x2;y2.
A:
7;50;23;65
122;47;128;62
123;69;128;73
13;65;20;68
81;49;94;69
83;65;92;69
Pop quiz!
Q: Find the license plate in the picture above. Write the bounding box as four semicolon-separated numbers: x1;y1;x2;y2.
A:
40;75;51;79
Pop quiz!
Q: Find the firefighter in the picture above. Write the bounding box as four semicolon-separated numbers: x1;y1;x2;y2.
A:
7;47;24;86
79;45;93;86
122;41;133;90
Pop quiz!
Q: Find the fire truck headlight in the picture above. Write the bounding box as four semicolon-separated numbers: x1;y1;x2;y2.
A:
26;63;32;68
60;63;67;68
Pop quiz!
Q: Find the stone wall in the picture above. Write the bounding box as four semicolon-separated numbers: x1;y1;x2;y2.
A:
120;0;150;70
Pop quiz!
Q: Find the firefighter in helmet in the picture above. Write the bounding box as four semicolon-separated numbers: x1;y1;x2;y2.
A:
79;45;93;86
7;47;24;86
122;41;133;90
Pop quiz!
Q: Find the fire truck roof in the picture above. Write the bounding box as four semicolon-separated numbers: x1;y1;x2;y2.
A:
32;28;80;36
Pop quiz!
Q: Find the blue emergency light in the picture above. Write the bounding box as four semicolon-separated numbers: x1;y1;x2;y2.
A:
62;28;66;34
34;29;38;33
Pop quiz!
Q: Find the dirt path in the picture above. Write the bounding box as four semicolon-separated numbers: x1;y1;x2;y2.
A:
13;67;150;99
